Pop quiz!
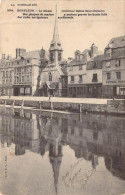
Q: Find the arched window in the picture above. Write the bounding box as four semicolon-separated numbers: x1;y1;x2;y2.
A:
50;53;54;62
58;53;62;61
49;72;52;81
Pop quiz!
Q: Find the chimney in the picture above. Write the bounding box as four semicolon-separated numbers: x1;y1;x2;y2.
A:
108;43;112;56
91;43;98;58
74;50;80;60
16;48;26;58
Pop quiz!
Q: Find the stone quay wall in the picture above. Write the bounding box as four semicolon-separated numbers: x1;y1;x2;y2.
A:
0;99;125;115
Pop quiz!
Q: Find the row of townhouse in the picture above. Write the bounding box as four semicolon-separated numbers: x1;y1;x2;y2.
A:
0;48;48;96
67;36;125;98
0;35;125;99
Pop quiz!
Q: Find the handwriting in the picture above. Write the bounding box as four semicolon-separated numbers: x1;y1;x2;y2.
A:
62;159;104;189
62;168;81;188
80;168;96;189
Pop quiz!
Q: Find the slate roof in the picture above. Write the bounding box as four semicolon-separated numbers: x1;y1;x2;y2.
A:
105;36;125;49
39;81;58;89
68;58;87;66
42;63;67;76
21;50;41;59
111;49;125;59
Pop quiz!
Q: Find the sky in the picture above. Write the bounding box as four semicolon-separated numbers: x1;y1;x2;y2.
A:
0;0;125;59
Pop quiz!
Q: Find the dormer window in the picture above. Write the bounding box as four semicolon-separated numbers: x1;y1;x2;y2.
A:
105;61;110;68
93;62;97;69
57;43;61;46
51;44;54;47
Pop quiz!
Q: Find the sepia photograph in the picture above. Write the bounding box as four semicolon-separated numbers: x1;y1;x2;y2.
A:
0;0;125;195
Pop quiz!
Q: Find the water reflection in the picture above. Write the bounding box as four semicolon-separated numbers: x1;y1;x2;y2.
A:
0;108;125;195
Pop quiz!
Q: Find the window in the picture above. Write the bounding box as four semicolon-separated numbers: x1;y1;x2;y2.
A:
14;77;16;83
3;71;5;78
106;72;111;80
71;128;74;135
58;53;62;61
79;65;82;70
50;53;54;62
27;60;30;63
92;73;98;82
115;60;120;67
6;71;8;78
27;75;30;83
77;87;83;95
25;88;30;94
79;75;82;82
20;88;24;94
93;62;97;69
10;71;13;78
120;88;125;95
17;61;19;65
49;72;52;81
116;72;121;80
22;76;24;83
71;76;74;82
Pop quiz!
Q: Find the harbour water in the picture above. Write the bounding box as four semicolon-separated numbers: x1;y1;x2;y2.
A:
0;107;125;195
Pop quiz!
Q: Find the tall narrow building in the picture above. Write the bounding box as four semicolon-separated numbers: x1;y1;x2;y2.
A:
39;6;68;97
49;5;63;65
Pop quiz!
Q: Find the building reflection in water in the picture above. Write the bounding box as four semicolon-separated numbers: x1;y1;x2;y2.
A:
0;108;125;194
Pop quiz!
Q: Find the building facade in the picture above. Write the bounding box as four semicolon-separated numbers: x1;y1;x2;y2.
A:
102;36;125;98
0;54;15;96
67;44;102;98
0;48;48;96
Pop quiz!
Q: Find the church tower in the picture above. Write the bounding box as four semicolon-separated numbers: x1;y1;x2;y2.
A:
49;5;63;66
49;142;63;195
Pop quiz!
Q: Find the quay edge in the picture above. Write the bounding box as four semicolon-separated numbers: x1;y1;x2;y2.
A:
0;97;125;115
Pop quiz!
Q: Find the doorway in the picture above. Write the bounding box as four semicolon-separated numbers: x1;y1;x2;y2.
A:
14;87;20;96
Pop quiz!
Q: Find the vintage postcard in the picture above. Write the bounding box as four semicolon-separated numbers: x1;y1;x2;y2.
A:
0;0;125;195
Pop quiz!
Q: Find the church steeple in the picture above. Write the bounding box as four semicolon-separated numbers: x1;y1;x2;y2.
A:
51;5;61;45
49;5;63;65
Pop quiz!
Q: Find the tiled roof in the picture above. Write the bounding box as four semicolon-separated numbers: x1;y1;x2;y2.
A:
105;36;125;49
